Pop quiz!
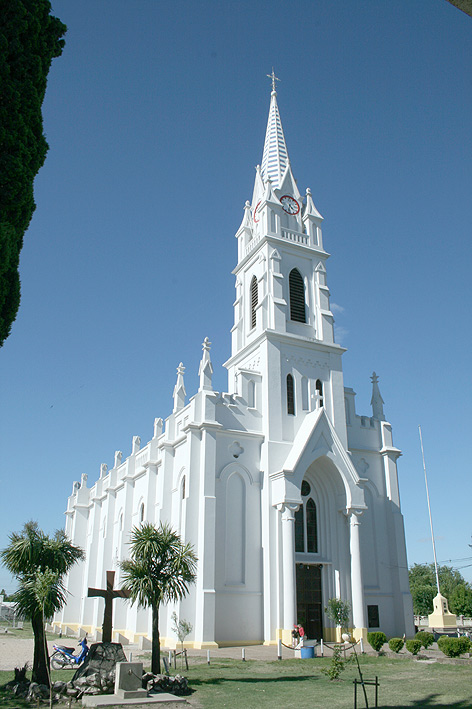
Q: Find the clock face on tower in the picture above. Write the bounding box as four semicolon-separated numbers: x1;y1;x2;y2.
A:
280;195;299;215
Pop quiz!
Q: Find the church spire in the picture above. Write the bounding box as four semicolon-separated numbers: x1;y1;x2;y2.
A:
261;71;289;190
370;371;385;420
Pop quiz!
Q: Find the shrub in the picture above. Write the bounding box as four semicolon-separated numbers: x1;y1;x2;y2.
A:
415;631;434;649
367;631;387;653
321;644;350;680
388;637;404;653
405;638;422;655
438;636;471;658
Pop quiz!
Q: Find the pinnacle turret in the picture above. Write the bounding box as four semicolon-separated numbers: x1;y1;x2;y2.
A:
198;337;213;391
370;371;385;420
173;362;186;412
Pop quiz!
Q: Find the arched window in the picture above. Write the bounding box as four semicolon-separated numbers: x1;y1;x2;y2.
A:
181;476;186;500
139;503;145;524
294;482;319;554
301;376;309;410
306;498;318;553
289;268;306;323
295;507;304;552
250;275;258;329
287;374;295;415
316;379;323;408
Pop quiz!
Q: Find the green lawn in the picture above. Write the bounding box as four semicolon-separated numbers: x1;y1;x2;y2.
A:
0;621;58;641
182;655;472;709
1;654;472;708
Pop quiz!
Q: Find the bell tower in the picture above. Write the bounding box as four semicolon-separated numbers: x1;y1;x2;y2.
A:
225;77;348;447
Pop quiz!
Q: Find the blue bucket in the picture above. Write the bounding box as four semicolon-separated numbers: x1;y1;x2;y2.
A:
300;646;315;659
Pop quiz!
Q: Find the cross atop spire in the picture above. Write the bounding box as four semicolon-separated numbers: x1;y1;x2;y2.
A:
261;74;289;190
266;68;280;94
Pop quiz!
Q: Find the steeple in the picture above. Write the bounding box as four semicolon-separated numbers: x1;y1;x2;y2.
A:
370;371;385;420
261;72;289;189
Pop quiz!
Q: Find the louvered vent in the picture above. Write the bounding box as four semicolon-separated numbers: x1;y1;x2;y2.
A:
289;269;306;323
250;275;258;329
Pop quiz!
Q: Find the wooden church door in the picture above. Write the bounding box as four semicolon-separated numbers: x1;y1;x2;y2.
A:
296;564;323;640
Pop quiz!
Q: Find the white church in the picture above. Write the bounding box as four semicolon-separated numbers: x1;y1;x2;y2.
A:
55;82;414;647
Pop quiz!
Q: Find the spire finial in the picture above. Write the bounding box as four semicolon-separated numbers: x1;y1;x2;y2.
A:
266;68;280;94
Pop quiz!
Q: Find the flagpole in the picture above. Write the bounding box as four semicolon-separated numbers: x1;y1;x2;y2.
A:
418;425;440;595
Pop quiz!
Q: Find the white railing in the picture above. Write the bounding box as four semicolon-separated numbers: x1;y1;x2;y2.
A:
245;234;261;256
281;229;309;245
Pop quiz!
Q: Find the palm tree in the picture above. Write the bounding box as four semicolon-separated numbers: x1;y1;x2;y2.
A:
1;522;84;686
120;522;197;674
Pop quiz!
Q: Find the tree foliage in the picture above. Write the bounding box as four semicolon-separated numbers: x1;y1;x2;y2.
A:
120;522;197;675
409;563;472;615
324;598;351;632
449;584;472;616
0;0;66;346
1;521;84;685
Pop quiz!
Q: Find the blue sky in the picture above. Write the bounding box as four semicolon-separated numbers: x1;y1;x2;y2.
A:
1;0;471;594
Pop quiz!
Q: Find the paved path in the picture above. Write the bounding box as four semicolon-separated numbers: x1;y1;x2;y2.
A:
0;633;299;672
2;632;454;674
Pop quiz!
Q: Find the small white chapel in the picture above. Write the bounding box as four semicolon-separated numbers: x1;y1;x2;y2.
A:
55;80;414;647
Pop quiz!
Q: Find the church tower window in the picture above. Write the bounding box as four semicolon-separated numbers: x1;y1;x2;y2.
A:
316;379;323;407
250;275;258;329
287;374;295;415
289;268;306;323
139;503;145;523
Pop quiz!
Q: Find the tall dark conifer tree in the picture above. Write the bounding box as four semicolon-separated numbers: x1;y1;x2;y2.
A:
0;0;66;346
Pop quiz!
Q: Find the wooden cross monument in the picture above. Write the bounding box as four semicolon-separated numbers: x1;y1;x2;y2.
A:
88;570;130;643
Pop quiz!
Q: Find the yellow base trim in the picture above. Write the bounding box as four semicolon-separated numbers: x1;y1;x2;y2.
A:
192;641;219;650
352;627;368;642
